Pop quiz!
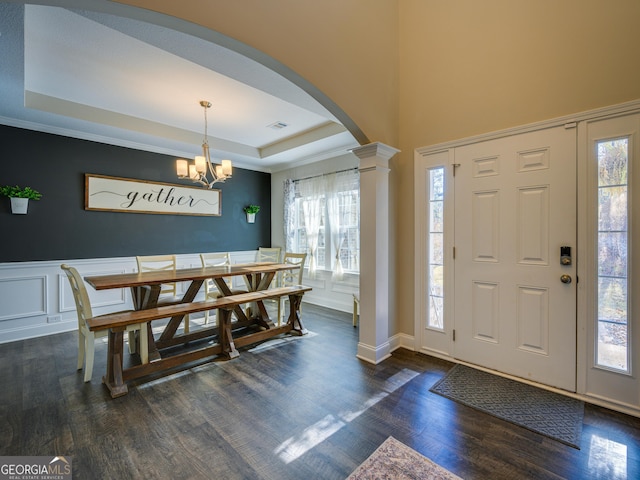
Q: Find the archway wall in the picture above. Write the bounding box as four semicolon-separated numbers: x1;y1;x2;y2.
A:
117;0;399;148
27;1;640;342
113;0;640;340
397;0;640;336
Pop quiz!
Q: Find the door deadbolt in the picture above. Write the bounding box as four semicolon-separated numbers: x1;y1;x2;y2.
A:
560;246;572;266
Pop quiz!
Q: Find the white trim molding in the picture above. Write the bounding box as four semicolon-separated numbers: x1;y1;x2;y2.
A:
414;97;640;419
0;251;249;344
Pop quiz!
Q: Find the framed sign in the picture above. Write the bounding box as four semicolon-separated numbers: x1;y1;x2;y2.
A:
85;174;221;216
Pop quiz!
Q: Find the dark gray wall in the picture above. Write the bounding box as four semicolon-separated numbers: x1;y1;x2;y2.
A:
0;125;271;262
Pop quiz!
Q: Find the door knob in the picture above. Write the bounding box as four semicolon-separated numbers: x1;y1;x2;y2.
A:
560;274;572;284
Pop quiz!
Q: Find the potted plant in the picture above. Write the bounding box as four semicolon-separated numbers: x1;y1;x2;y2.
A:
243;204;260;223
0;185;43;214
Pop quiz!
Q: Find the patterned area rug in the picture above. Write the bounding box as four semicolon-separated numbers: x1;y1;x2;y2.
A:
430;364;584;449
346;436;462;480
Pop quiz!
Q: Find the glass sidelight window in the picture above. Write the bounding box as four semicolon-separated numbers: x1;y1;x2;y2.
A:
596;138;629;372
427;167;445;330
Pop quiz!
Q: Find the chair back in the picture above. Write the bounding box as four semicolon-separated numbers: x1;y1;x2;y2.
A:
61;264;93;330
135;255;177;296
281;252;307;287
200;252;232;292
257;247;281;263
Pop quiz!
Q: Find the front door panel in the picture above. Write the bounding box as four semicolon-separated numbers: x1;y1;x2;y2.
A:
454;126;577;391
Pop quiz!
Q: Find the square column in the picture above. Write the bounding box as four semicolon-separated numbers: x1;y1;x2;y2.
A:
352;142;400;364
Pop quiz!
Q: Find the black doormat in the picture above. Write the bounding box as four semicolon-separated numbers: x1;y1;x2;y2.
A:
430;364;584;449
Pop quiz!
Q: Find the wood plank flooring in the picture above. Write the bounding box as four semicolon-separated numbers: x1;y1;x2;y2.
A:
1;304;639;479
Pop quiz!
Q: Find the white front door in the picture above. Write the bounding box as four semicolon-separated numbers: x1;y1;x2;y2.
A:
453;125;577;391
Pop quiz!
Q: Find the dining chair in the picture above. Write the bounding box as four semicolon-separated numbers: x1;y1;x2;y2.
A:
257;246;282;263
253;246;282;291
61;264;148;382
199;252;233;325
135;254;190;333
237;246;283;318
272;252;307;325
241;246;283;301
353;293;360;327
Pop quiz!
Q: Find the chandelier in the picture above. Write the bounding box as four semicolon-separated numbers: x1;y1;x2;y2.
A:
176;100;232;188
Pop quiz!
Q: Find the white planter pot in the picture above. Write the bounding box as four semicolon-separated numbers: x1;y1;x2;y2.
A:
246;212;256;223
10;197;29;214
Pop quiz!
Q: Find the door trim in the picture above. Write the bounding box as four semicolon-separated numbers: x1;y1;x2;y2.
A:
416;99;640;158
414;98;640;417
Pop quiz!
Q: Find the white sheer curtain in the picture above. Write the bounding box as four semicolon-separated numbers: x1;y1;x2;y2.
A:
284;168;359;277
326;172;348;279
283;179;296;252
326;177;342;279
298;176;325;277
336;170;359;275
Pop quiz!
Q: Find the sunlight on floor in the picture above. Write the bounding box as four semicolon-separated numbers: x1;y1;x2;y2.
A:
275;414;346;464
588;434;627;479
274;368;420;463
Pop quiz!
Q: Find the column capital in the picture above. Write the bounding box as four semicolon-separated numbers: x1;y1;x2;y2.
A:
351;142;400;169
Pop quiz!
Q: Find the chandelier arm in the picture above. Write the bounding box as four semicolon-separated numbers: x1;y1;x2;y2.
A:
203;143;219;181
175;100;231;189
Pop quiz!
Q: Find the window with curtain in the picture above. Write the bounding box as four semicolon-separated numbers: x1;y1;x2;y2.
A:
284;169;359;278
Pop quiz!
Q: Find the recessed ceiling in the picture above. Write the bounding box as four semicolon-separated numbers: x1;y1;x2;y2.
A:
0;4;360;172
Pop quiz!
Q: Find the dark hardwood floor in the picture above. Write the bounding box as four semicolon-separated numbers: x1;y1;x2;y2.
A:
1;304;639;479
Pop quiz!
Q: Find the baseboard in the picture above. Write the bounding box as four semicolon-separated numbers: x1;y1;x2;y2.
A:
389;332;415;353
356;341;391;364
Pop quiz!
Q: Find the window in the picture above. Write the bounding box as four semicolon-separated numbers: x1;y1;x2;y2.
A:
596;138;629;372
427;167;445;330
285;170;359;276
337;189;360;272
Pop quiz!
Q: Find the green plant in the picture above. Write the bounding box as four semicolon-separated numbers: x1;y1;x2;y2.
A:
0;185;42;200
243;205;260;214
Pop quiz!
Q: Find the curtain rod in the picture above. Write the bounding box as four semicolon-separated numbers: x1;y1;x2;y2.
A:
292;167;358;183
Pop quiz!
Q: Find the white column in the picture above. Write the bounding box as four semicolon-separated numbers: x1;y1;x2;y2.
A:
352;142;400;364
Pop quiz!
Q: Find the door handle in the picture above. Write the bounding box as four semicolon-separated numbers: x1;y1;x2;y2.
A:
560;274;572;284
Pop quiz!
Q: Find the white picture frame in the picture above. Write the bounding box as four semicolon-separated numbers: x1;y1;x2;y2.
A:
85;174;221;216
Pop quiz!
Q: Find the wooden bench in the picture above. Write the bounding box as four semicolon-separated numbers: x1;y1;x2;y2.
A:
88;285;312;397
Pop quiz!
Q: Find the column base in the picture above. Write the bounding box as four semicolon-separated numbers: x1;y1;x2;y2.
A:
356;341;392;365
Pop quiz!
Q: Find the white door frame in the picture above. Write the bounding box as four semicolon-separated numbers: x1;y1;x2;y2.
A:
414;98;640;417
577;112;640;411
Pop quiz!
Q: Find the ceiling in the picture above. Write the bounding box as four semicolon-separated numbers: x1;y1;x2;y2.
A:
0;3;360;172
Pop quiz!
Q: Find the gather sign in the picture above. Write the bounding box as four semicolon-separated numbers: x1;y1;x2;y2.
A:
85;174;221;216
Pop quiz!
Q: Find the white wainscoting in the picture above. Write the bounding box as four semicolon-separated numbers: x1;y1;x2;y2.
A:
0;252;358;344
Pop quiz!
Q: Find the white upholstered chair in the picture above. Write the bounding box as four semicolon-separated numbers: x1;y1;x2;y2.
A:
135;255;190;333
61;264;148;382
199;252;233;324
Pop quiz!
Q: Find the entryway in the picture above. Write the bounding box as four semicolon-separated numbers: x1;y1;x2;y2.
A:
414;101;640;415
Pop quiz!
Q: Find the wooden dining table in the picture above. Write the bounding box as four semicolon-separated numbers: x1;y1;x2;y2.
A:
85;262;302;360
